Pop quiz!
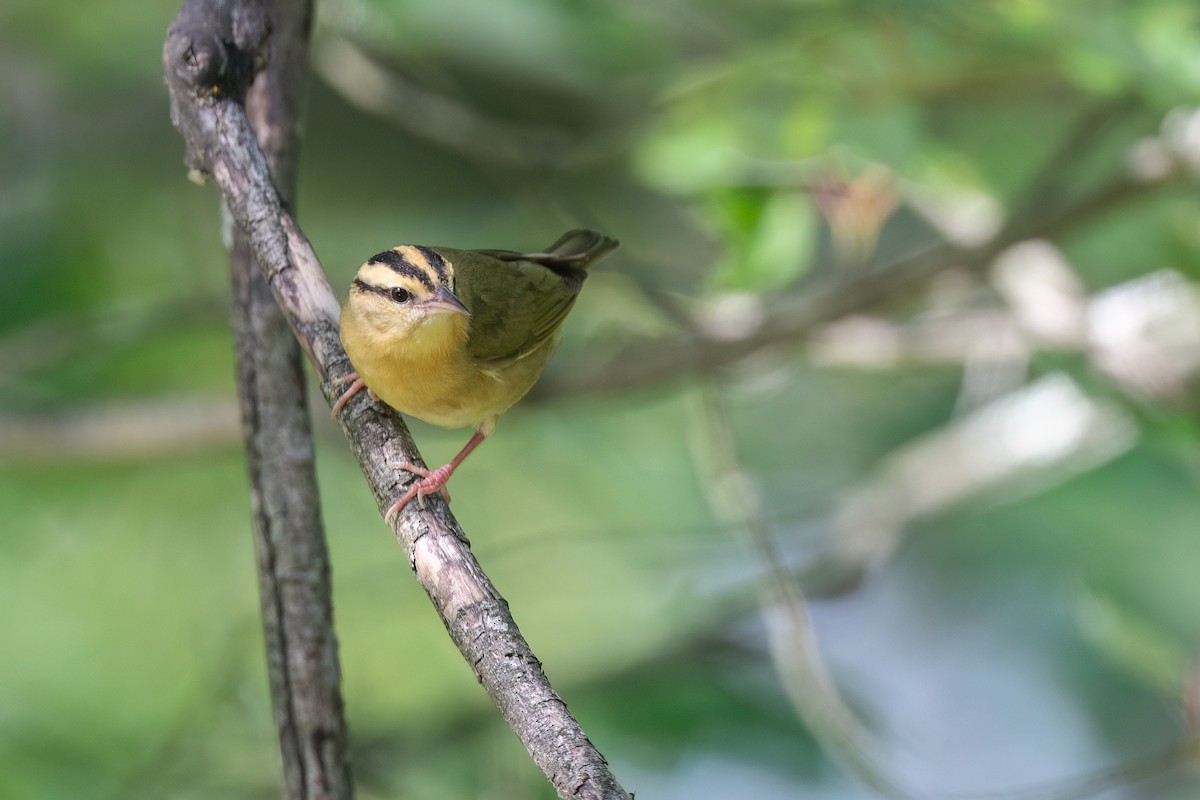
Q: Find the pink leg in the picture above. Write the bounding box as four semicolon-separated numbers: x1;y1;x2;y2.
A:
331;372;366;417
384;430;488;522
388;460;452;504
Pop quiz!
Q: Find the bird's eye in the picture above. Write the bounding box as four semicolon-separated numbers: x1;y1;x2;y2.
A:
389;286;411;303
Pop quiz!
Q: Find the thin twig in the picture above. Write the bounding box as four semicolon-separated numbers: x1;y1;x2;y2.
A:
1012;93;1140;223
695;386;1200;800
163;2;630;797
530;170;1181;405
694;387;917;800
311;37;577;167
0;396;239;462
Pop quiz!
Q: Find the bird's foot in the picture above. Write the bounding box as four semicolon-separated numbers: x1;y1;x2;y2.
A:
331;373;364;417
331;372;377;417
382;430;486;522
384;461;454;522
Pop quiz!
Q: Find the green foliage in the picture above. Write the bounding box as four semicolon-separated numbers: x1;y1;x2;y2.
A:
707;188;816;291
3;0;1200;798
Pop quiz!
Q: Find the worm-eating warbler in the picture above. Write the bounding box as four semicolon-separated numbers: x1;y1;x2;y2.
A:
335;229;619;519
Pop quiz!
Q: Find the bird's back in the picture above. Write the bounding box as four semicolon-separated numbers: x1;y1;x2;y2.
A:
447;229;617;371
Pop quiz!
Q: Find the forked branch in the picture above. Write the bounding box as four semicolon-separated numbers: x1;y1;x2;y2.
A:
163;2;630;798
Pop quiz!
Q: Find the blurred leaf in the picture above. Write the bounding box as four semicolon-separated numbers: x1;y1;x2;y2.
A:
634;116;745;193
1135;1;1200;94
709;188;817;292
1059;46;1129;95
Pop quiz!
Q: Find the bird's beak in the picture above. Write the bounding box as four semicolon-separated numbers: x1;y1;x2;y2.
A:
422;285;471;316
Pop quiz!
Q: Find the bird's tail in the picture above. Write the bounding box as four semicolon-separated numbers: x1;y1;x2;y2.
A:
538;229;620;270
478;229;619;274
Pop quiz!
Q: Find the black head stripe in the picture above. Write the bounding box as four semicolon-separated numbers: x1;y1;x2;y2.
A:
367;249;436;291
352;278;388;297
413;245;449;284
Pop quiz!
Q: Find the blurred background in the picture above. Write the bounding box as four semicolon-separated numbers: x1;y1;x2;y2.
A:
3;0;1200;798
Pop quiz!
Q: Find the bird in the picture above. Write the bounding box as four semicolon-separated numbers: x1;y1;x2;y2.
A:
334;229;619;521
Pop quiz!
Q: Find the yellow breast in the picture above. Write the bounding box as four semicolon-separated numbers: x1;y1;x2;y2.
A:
340;298;541;431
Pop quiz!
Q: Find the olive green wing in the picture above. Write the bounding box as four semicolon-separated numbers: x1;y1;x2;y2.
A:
446;230;618;369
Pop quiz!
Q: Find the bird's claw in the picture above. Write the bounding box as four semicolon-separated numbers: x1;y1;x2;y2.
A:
331;373;365;417
384;461;453;523
331;372;379;417
381;430;485;523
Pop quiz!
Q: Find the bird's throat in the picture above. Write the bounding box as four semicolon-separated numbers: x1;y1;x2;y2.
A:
396;313;469;364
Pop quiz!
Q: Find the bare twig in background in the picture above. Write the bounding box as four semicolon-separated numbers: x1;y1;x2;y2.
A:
530;117;1185;405
0;395;239;463
695;385;1200;800
227;0;354;795
163;1;630;797
827;375;1137;581
312;38;578;167
1012;94;1141;223
693;387;917;800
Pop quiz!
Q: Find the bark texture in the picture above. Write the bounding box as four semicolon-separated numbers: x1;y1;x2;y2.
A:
227;0;353;797
164;1;629;797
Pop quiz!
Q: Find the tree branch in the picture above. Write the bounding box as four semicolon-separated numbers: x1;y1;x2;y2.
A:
1011;93;1141;223
163;2;630;798
226;0;353;796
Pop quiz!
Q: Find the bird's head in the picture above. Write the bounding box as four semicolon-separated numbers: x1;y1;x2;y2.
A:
346;245;471;357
